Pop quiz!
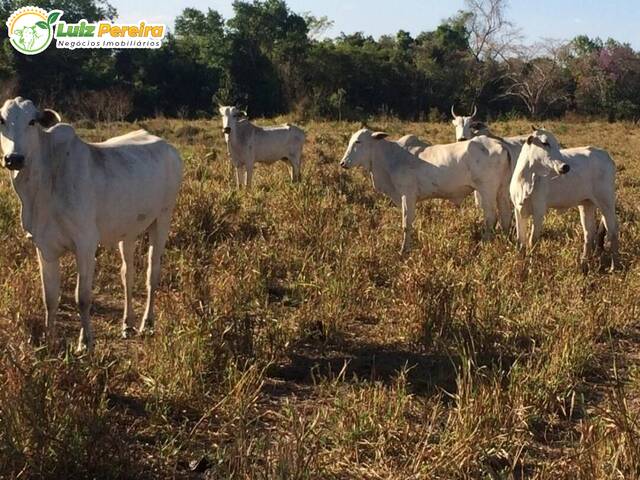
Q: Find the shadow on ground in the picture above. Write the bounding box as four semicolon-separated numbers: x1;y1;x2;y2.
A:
267;339;515;397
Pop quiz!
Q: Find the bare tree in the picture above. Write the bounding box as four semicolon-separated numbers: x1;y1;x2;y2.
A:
464;0;521;62
500;41;572;118
69;88;133;123
460;0;522;104
303;13;334;40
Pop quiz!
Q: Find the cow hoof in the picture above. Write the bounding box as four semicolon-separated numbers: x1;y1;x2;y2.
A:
75;342;94;356
139;327;155;337
138;322;155;337
122;326;137;339
580;261;589;275
29;331;45;347
481;232;494;242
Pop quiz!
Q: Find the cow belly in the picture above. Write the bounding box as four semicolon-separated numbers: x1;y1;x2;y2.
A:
546;176;590;209
94;165;179;244
425;181;474;201
256;148;292;164
97;198;170;245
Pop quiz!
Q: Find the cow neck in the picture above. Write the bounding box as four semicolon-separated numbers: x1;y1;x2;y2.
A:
512;144;535;184
229;120;249;154
370;139;405;174
11;128;54;237
367;140;397;196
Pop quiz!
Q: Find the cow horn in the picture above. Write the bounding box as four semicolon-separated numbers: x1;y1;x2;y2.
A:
471;105;477;118
531;124;539;132
37;109;61;128
451;105;458;118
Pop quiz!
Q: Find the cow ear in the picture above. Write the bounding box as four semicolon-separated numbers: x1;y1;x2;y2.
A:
526;135;535;145
371;132;389;140
38;109;61;128
471;121;487;130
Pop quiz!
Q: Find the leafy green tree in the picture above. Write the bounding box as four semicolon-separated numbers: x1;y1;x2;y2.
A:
227;0;310;115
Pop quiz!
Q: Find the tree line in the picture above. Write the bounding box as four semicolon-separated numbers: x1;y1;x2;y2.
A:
0;0;639;121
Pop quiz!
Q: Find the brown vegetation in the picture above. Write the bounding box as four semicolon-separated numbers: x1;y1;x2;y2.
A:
0;118;639;478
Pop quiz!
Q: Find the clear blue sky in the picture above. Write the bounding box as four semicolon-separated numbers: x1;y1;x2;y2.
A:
110;0;640;48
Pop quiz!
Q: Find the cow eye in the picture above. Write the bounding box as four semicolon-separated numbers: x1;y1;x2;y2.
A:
542;141;550;147
0;117;4;125
354;141;361;144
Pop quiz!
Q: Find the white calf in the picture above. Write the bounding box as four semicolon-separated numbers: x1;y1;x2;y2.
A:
219;106;305;188
510;128;619;270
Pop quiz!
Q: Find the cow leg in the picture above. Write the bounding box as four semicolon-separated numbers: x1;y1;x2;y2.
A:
497;183;513;233
479;191;498;240
514;208;528;251
473;191;482;208
244;164;254;189
75;246;97;353
601;205;620;271
140;218;170;334
529;212;544;248
119;240;136;338
578;203;597;271
37;249;60;348
234;166;244;189
289;154;301;183
400;195;416;255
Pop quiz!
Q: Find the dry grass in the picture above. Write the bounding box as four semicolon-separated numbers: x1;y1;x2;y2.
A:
0;117;639;479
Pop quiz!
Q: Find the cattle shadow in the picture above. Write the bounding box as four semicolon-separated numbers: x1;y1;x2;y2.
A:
266;339;515;397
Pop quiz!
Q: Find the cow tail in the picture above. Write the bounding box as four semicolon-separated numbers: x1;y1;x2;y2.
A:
596;217;607;251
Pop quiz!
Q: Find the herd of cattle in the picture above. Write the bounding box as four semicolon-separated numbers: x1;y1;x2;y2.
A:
0;97;620;352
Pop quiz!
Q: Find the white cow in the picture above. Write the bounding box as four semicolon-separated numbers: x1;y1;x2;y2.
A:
396;134;431;155
339;129;512;253
510;128;619;271
219;106;305;188
451;105;528;171
0;97;183;352
451;105;480;142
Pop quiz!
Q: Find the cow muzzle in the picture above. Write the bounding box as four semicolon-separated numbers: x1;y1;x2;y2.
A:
223;127;231;134
3;153;25;171
457;137;467;142
339;160;348;169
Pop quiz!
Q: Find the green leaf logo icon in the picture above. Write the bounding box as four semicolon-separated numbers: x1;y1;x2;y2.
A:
47;11;61;25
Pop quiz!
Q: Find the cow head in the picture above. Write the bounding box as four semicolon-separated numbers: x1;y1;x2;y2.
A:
524;129;569;176
339;128;389;170
451;104;478;141
218;106;246;137
0;97;60;173
14;26;40;51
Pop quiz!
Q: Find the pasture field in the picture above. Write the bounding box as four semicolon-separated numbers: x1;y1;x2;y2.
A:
1;117;640;479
